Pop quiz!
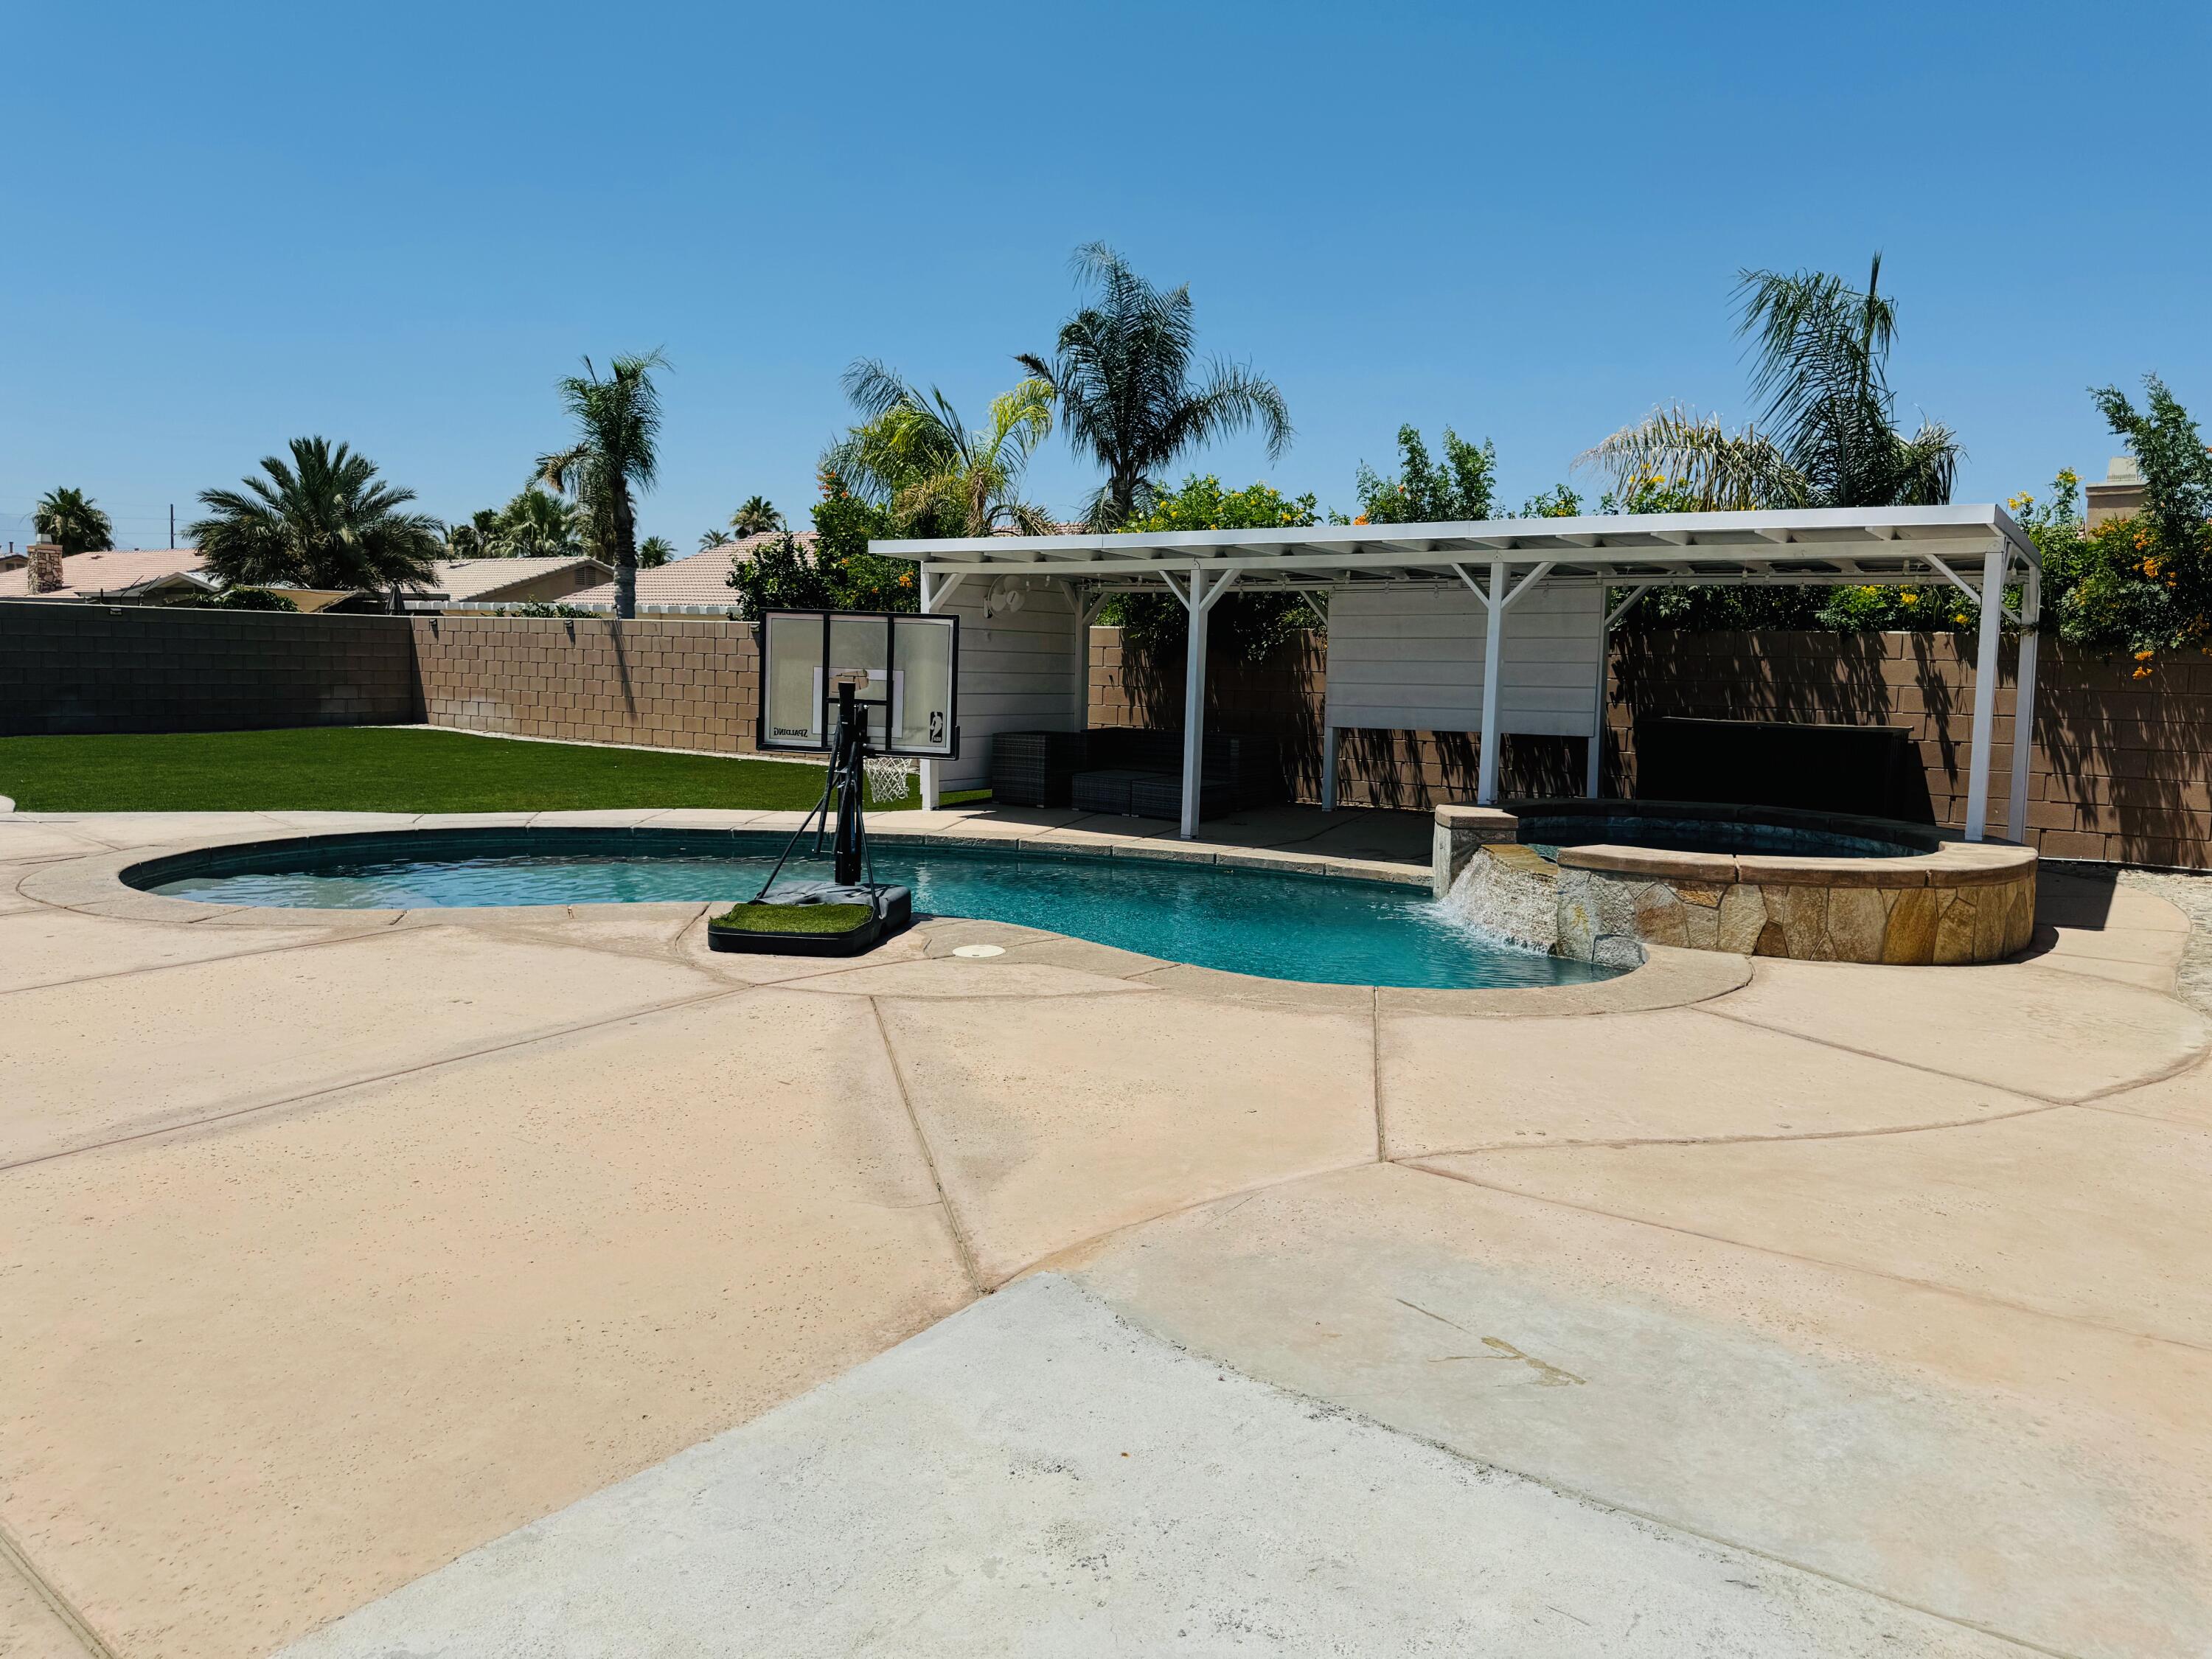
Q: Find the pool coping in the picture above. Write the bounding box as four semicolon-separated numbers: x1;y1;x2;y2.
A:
7;812;1752;1016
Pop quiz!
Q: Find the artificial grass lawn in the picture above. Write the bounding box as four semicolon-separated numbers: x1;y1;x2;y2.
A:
709;901;876;936
0;726;977;814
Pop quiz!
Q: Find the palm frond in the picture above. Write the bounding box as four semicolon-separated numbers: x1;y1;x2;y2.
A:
1733;256;1927;507
33;487;114;554
189;436;442;590
1026;243;1284;527
1579;405;1809;510
1888;420;1963;506
824;365;1054;538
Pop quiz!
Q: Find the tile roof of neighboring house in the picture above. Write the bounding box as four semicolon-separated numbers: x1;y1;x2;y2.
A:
423;555;613;602
560;525;1086;614
0;548;208;600
566;541;812;612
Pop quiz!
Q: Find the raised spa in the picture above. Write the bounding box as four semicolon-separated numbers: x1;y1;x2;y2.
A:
1435;799;2038;967
128;828;1623;992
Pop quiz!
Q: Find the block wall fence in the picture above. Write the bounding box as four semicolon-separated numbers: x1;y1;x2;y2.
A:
1092;625;2212;869
4;604;2208;867
409;614;762;753
0;602;420;735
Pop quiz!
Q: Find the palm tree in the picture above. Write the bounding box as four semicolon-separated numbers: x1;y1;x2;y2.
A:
1585;256;1961;509
1020;243;1291;529
444;507;504;558
729;495;782;538
638;535;675;568
823;361;1057;538
34;487;114;555
1583;405;1807;511
489;487;585;557
189;437;442;591
1736;254;1961;506
699;529;733;552
538;352;667;619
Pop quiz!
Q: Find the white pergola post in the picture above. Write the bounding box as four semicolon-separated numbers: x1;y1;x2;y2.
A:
2007;563;2042;844
1477;560;1508;805
1962;544;2009;842
1169;566;1236;838
1321;728;1338;812
1589;584;1651;799
917;570;964;810
1449;558;1551;808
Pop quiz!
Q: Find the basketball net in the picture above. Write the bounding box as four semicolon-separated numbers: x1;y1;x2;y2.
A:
865;753;916;804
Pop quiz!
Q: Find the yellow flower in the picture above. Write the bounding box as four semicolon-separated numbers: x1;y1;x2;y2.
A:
2135;649;2154;661
1900;591;1918;604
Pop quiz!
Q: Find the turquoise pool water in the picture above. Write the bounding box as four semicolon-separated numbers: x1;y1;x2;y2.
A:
135;830;1620;991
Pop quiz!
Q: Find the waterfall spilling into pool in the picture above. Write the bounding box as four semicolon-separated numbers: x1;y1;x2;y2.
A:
1437;843;1564;955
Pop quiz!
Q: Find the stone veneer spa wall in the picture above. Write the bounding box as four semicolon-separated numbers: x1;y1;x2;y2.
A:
1435;801;2038;967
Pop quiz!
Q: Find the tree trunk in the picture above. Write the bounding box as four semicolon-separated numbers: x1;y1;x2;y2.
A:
614;487;637;620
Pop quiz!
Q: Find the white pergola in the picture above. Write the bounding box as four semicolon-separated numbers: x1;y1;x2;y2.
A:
874;504;2041;844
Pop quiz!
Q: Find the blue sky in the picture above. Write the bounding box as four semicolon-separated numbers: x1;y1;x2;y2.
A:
4;0;2206;552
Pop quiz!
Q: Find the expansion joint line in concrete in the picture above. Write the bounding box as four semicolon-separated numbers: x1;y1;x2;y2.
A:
866;997;987;1298
1370;987;1386;1162
1398;1158;2212;1358
1409;1095;2077;1160
1188;1328;2081;1659
0;1514;114;1659
0;911;434;999
1689;1001;2208;1107
0;981;765;1177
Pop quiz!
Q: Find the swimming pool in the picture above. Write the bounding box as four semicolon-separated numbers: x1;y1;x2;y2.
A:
131;829;1621;991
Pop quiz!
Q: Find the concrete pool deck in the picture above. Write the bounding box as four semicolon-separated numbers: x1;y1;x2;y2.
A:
1;805;2208;1657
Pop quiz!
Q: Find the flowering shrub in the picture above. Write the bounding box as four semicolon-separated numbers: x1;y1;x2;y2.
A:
1107;475;1323;663
724;476;916;617
1355;426;1495;524
2033;377;2212;669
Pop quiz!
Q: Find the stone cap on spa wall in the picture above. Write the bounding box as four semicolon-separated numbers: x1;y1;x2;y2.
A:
1432;804;1523;844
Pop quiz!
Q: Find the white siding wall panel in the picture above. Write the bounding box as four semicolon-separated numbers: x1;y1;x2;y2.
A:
936;580;1085;791
1323;582;1601;737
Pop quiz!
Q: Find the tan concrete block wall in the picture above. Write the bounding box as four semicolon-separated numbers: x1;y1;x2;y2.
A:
409;615;761;753
1094;624;2212;869
1606;630;2212;867
0;601;420;736
1089;625;1578;808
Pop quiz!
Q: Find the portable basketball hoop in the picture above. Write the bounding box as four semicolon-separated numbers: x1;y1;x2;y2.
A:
709;611;959;956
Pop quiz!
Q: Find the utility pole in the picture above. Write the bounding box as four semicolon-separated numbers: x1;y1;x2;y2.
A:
170;504;175;547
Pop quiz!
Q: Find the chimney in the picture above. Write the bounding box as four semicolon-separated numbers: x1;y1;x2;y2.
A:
26;543;66;595
2084;456;2146;529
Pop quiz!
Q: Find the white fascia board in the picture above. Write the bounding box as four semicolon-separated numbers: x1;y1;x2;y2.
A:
877;505;2034;575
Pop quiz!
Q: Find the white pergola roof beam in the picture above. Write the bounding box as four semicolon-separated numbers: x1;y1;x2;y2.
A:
876;506;2035;584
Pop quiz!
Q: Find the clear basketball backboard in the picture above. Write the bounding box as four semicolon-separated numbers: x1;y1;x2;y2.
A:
757;611;959;758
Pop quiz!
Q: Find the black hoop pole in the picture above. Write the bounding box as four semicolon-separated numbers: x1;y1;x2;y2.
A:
748;678;875;902
830;679;867;886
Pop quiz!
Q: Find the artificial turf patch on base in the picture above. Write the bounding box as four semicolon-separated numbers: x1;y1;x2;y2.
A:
709;902;877;936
